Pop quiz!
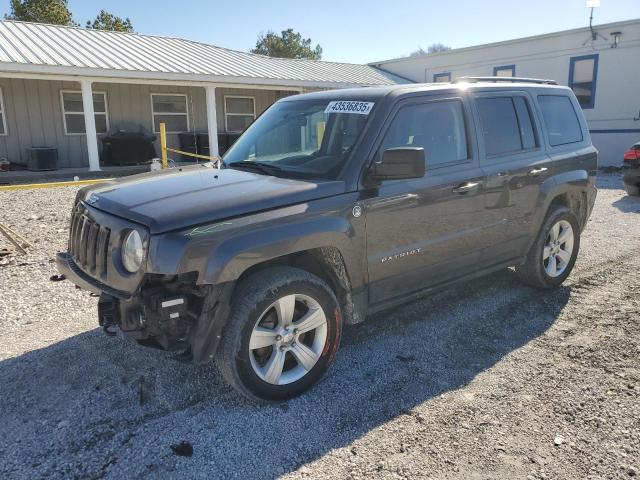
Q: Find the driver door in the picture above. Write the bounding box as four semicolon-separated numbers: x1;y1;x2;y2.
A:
364;95;491;304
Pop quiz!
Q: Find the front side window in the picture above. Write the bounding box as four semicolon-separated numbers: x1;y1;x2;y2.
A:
569;54;598;109
61;91;108;135
225;96;256;132
433;72;451;83
151;94;189;133
224;98;372;179
493;65;515;77
538;95;583;146
381;100;468;168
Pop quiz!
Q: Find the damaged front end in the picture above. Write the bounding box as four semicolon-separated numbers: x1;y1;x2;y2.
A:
98;273;232;364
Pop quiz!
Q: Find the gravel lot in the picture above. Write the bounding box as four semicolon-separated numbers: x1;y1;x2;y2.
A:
0;173;638;480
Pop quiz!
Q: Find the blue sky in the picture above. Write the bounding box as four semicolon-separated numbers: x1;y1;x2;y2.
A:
2;0;639;63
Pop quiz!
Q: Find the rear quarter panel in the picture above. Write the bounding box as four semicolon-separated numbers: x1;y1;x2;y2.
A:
528;88;598;242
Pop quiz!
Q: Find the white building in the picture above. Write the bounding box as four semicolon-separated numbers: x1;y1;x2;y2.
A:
372;19;640;166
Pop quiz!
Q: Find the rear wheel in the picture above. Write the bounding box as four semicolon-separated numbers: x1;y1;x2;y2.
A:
624;182;640;196
216;266;342;402
516;205;580;289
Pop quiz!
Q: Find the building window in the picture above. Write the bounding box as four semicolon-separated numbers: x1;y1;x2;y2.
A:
432;72;451;83
493;65;515;77
61;90;109;135
225;96;256;132
0;88;7;135
151;93;189;133
568;54;598;109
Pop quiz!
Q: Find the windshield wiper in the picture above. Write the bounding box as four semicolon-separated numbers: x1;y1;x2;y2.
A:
226;161;283;176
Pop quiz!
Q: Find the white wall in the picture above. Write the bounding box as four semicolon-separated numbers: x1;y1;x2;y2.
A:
374;19;640;166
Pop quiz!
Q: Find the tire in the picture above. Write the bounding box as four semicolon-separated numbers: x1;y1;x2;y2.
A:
215;266;342;402
515;205;580;289
624;182;640;196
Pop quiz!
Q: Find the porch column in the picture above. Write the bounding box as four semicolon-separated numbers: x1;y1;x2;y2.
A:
205;85;220;160
80;79;100;171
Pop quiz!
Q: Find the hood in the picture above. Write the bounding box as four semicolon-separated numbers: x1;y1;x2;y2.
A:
81;165;346;234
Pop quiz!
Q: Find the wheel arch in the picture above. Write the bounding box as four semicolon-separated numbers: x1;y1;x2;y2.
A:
233;247;364;325
546;188;589;230
537;170;591;231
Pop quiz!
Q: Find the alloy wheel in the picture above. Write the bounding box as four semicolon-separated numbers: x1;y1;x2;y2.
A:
543;219;574;277
248;294;327;385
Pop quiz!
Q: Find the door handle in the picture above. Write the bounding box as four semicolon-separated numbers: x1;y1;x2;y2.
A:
452;182;480;194
528;167;548;177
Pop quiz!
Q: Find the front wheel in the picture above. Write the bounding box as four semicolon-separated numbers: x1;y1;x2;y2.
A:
215;266;342;402
516;205;580;289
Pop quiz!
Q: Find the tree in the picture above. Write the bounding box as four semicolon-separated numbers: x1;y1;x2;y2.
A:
86;9;133;32
409;43;452;57
5;0;76;25
427;43;451;54
251;29;322;60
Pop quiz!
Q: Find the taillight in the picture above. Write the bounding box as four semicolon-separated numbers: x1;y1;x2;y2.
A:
624;149;639;161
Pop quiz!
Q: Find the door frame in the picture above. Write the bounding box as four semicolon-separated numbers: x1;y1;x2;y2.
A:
361;92;480;179
361;92;487;304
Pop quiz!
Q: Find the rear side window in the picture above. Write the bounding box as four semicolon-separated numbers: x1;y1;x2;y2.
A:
513;97;537;150
538;95;583;146
380;100;468;168
477;97;537;157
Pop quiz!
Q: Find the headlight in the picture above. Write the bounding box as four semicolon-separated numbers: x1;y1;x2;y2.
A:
121;230;144;273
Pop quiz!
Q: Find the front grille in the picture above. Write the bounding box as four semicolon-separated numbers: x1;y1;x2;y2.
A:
69;204;111;279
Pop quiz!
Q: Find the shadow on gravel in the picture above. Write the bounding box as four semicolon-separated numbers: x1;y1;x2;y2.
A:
0;270;571;479
612;195;640;213
595;172;624;190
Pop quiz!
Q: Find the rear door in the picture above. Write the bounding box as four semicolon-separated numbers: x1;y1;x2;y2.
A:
364;94;491;304
473;91;551;264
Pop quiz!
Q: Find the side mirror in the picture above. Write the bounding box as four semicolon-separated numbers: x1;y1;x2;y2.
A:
370;147;425;181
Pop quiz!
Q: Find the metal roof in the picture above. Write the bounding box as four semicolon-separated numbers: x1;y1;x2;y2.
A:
0;20;406;88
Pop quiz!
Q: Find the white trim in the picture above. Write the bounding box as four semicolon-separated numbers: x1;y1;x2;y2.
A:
224;95;256;133
0;87;7;136
370;18;640;65
0;70;307;91
80;80;101;171
60;89;109;136
150;93;189;133
205;86;219;158
0;63;359;89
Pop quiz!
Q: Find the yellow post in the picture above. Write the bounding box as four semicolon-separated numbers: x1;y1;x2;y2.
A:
316;121;326;149
159;122;168;170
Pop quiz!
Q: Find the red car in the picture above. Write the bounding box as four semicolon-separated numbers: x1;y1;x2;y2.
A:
623;142;640;196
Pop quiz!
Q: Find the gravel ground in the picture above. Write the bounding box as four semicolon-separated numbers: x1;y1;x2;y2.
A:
0;173;638;480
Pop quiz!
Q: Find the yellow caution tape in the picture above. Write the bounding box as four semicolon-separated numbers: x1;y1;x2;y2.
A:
0;178;112;191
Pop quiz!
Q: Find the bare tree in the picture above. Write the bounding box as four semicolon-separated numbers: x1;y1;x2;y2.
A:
409;43;452;57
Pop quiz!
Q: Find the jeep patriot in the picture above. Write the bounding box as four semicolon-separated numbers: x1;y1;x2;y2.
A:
57;78;597;401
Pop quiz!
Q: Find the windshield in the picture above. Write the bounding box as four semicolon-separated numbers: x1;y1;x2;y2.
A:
223;99;374;179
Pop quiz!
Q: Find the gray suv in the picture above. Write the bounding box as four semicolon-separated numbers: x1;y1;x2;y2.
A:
57;78;597;402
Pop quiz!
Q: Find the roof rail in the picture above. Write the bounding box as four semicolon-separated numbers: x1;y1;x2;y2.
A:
454;76;558;85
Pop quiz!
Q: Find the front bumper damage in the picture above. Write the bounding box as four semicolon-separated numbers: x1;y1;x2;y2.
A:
57;251;232;363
